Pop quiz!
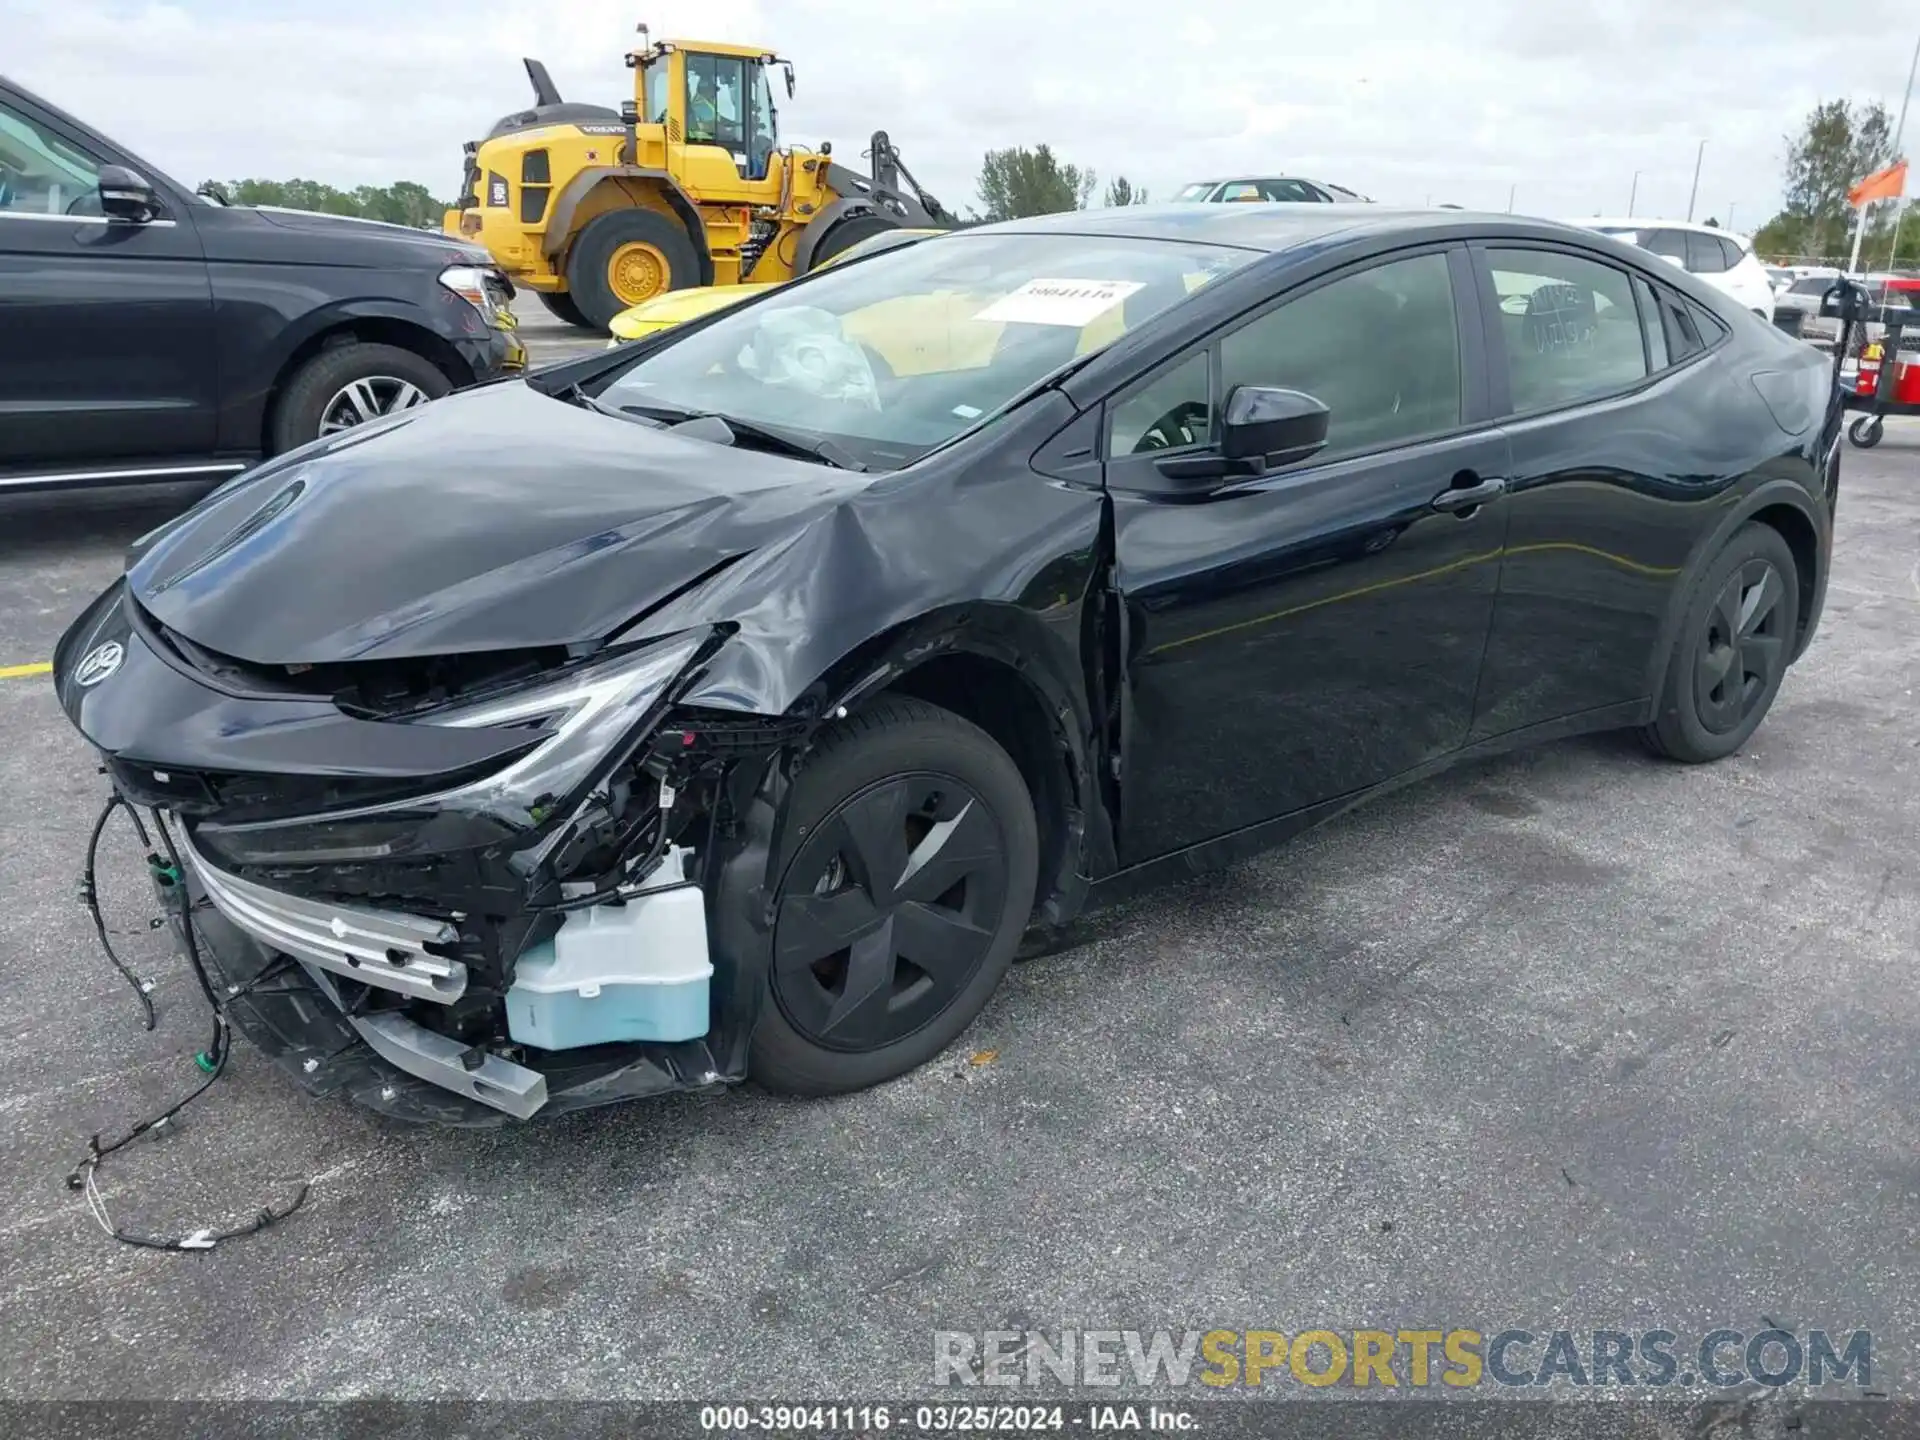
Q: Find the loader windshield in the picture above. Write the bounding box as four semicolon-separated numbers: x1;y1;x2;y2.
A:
595;231;1254;469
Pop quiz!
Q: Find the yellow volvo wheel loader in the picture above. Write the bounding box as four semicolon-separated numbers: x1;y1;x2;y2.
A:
444;28;954;331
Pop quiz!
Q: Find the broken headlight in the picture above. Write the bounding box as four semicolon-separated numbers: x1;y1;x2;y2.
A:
192;631;708;867
416;629;706;823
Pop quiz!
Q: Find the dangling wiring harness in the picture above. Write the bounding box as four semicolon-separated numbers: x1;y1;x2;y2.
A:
68;787;310;1251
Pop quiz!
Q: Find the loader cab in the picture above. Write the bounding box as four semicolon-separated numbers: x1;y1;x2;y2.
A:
633;40;789;184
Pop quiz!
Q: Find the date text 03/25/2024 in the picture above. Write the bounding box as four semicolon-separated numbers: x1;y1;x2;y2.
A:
698;1404;1190;1432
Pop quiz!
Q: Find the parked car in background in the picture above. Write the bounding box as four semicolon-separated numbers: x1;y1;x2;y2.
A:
56;206;1837;1122
0;75;524;494
1174;176;1374;204
1772;270;1846;343
1572;218;1774;322
1765;265;1796;291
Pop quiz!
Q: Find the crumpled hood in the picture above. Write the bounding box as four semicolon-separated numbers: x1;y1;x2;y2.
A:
128;382;869;665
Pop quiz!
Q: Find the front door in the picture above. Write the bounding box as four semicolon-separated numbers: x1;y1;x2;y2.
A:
0;91;216;475
1105;246;1512;865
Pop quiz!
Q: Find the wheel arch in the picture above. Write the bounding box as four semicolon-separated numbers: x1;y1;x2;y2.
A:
714;604;1105;931
257;304;475;454
542;168;715;287
1640;477;1832;703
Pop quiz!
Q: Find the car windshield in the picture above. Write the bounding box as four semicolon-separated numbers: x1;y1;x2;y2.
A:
1173;183;1214;202
594;231;1256;469
1788;276;1835;295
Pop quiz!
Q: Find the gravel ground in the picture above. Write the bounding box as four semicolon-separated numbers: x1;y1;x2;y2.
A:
1;365;1916;1405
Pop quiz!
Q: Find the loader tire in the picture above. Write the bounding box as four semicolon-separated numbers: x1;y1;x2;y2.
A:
567;210;700;330
806;214;897;273
536;291;594;330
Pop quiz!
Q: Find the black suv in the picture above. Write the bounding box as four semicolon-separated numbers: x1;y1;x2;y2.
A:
0;77;525;493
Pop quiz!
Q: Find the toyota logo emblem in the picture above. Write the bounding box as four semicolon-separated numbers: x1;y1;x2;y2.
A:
74;641;124;688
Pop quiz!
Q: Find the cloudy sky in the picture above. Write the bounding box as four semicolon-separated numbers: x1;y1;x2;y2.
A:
8;0;1920;232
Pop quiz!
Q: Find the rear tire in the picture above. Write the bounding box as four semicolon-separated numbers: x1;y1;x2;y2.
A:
748;697;1037;1097
565;209;701;330
268;342;451;455
1640;522;1799;764
536;290;594;329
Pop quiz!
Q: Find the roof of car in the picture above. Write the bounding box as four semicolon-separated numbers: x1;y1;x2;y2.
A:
1185;175;1315;186
1580;216;1755;244
968;203;1605;253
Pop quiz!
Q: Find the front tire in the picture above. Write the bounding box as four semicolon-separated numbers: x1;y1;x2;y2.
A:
537;290;595;329
1849;414;1884;448
565;209;700;330
1641;522;1799;763
269;342;451;454
748;697;1037;1097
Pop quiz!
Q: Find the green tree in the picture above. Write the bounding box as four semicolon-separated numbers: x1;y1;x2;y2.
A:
1758;98;1899;260
1103;175;1148;207
202;177;450;226
976;145;1097;221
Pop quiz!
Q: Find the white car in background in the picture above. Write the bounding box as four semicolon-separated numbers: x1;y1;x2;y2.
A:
1572;218;1776;323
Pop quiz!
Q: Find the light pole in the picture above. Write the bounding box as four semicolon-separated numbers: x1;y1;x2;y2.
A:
1628;170;1640;217
1507;183;1516;214
1727;202;1736;231
1686;139;1705;222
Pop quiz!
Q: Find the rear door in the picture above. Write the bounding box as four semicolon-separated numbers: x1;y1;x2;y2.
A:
1465;242;1729;740
0;89;217;477
1104;245;1512;864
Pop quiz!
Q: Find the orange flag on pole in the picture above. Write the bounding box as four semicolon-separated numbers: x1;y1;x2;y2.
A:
1849;159;1908;207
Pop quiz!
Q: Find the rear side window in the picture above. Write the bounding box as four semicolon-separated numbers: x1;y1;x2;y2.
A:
1633;276;1669;370
1717;235;1746;267
1486;248;1647;412
1261;179;1321;202
1661;295;1705;361
1686;232;1730;274
1642;229;1688;264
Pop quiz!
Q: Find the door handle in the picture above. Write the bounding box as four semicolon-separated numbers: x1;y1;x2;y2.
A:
1430;476;1508;514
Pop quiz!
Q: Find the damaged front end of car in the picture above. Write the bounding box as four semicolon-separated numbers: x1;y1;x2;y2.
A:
55;581;823;1125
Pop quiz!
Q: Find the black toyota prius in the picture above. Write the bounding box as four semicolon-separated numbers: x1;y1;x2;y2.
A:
53;205;1840;1124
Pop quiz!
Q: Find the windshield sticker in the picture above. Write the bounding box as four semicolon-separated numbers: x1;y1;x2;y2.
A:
974;278;1146;328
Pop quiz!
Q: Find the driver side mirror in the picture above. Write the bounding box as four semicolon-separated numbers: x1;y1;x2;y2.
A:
98;164;160;223
1154;385;1330;487
1221;385;1330;466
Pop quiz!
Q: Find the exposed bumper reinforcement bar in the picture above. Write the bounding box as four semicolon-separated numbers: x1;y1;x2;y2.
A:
177;826;470;1005
295;963;549;1120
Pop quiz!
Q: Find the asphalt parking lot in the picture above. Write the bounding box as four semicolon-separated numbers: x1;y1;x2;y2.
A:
2;325;1918;1402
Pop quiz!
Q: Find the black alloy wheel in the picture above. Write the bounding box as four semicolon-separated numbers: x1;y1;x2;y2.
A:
749;698;1037;1095
1643;522;1801;763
